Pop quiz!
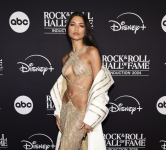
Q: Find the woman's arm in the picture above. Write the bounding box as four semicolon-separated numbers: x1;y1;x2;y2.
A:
62;53;69;66
88;46;101;81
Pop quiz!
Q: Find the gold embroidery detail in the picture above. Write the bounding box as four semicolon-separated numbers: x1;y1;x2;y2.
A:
87;68;108;106
89;109;101;127
93;112;107;128
88;103;108;127
87;68;112;127
91;103;106;114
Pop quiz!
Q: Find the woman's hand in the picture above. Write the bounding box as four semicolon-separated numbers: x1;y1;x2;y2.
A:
55;115;61;132
79;123;93;137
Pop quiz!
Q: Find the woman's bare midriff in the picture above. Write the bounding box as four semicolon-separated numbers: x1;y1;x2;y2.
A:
62;75;93;111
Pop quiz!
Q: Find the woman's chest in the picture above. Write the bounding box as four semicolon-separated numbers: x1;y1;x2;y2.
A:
62;56;92;77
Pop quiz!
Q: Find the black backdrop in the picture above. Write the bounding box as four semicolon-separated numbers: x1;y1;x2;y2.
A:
1;0;166;150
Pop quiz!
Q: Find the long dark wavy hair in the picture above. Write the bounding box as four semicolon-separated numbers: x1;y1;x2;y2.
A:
66;12;102;58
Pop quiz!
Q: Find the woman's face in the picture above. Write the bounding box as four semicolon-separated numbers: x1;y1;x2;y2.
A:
68;16;85;40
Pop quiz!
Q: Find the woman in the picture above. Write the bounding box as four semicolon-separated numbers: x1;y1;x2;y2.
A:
50;12;114;150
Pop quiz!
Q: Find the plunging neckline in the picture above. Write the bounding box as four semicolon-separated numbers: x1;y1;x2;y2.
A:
62;45;93;78
63;55;93;76
65;54;92;75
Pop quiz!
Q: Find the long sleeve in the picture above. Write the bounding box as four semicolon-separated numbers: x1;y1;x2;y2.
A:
50;87;61;118
83;91;110;128
83;66;114;129
54;109;58;116
95;90;109;105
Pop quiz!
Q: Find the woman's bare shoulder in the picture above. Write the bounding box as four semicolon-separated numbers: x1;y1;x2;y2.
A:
86;46;101;79
87;46;99;54
87;46;100;59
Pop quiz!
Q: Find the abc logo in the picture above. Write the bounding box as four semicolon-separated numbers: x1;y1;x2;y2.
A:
156;96;166;115
14;95;33;115
15;101;32;108
9;11;30;33
161;15;166;32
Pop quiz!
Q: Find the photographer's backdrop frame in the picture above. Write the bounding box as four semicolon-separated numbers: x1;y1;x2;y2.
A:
1;0;166;150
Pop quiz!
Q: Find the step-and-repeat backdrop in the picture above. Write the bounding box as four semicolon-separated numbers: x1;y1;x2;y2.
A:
1;0;166;150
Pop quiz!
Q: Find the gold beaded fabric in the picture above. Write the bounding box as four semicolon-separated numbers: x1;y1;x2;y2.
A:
60;99;88;150
62;46;92;79
62;46;93;103
59;46;92;150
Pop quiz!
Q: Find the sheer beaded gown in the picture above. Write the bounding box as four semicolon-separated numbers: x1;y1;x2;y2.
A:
59;46;93;150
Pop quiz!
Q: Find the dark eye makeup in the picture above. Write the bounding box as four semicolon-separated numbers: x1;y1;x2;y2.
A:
70;24;84;27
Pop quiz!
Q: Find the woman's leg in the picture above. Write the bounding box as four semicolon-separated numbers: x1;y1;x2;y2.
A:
59;90;86;149
58;142;61;150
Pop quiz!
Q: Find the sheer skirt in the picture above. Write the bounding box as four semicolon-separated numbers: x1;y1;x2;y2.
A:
59;99;88;150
